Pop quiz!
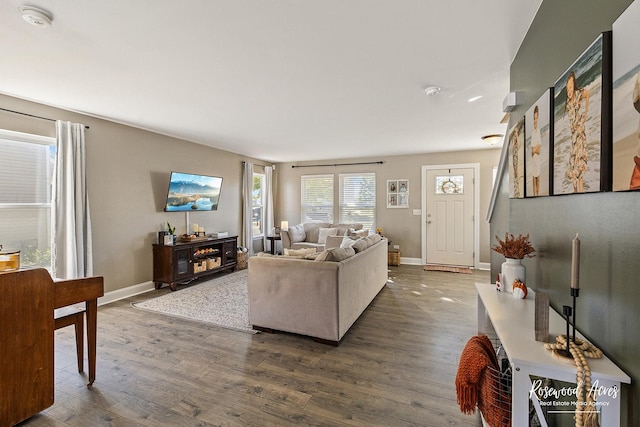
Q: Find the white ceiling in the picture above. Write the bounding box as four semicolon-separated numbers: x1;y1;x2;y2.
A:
0;1;541;163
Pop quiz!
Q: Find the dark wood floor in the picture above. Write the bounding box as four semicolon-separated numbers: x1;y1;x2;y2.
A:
23;265;487;426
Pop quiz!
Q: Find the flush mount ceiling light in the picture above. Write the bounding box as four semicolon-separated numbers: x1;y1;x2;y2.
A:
424;86;442;96
19;5;53;28
481;134;504;146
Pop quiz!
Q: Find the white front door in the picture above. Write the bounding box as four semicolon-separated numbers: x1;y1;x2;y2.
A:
425;168;475;267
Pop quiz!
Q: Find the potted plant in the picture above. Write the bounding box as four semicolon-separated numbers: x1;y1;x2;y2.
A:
492;233;535;292
166;222;176;245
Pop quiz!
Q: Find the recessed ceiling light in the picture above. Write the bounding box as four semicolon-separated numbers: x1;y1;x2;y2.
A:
424;86;442;96
468;95;483;103
19;6;53;28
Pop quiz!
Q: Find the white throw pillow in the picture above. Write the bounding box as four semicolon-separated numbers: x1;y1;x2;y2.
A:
340;236;356;248
317;227;338;244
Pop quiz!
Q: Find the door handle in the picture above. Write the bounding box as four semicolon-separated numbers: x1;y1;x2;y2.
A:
427;221;432;224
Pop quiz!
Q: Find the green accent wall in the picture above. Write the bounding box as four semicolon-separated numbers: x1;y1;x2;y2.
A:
492;0;638;423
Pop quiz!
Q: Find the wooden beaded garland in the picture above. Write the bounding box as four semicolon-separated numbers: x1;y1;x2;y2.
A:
544;335;602;427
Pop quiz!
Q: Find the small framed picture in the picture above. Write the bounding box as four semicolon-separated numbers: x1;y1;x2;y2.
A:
387;179;409;208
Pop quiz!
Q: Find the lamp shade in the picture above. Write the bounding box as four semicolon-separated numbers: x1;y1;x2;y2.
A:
280;221;289;230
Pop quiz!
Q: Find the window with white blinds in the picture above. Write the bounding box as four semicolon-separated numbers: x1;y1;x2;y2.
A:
339;173;375;232
0;130;56;270
300;174;334;223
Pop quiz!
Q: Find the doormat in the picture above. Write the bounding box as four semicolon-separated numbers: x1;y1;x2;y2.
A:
424;264;472;274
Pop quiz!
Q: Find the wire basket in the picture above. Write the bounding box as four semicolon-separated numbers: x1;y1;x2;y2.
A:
237;251;248;270
478;341;512;427
480;364;512;426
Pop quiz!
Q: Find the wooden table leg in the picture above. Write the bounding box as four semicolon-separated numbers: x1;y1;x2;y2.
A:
85;299;98;386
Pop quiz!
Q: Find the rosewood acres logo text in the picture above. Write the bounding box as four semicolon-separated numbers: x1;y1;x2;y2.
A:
529;378;619;410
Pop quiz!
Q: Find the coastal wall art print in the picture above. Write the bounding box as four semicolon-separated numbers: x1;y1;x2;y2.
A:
553;32;611;195
612;0;640;191
525;88;552;197
508;116;525;199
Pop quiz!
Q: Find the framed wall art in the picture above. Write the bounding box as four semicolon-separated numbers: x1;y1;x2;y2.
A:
553;31;612;195
525;88;552;197
612;0;640;191
387;179;408;208
508;116;525;199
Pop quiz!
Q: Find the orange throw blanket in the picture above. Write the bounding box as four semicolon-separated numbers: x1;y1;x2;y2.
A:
630;156;640;190
456;335;511;426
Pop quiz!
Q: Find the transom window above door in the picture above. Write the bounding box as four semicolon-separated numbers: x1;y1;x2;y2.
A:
435;175;464;195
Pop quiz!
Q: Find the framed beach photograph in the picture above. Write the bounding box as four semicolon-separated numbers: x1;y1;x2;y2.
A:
553;32;612;195
525;89;552;197
612;1;640;191
387;179;408;208
508;116;525;198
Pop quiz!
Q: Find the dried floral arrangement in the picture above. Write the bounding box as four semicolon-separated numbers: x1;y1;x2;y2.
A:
492;233;536;259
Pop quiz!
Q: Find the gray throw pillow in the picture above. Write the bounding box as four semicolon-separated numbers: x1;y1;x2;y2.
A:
324;235;345;249
288;223;306;243
351;238;369;253
325;247;356;261
364;234;382;245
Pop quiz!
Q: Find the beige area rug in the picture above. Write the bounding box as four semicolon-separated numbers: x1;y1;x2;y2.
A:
133;269;257;333
424;264;472;274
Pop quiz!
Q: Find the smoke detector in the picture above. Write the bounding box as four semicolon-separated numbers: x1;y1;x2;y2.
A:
424;86;442;96
19;6;53;28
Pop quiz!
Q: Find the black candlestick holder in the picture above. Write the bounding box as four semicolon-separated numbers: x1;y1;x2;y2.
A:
555;305;574;359
571;287;579;343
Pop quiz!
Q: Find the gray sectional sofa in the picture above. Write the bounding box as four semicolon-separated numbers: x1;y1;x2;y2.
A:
280;222;368;252
248;234;388;345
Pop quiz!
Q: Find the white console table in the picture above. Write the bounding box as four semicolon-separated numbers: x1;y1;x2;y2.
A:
476;283;630;427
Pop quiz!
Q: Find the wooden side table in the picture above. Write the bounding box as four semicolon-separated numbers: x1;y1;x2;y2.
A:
266;234;281;254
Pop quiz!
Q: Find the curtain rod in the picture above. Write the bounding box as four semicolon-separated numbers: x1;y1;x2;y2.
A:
291;161;384;168
0;107;90;129
241;161;274;168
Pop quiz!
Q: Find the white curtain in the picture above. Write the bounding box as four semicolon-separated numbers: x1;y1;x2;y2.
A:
263;165;274;251
52;120;93;279
242;161;254;256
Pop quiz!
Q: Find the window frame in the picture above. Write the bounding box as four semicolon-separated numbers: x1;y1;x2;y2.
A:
300;174;334;224
0;129;56;271
252;172;266;238
338;172;376;232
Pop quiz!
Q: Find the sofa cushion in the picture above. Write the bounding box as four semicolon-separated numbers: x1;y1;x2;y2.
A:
284;247;317;257
291;242;324;252
364;234;382;245
351;238;369;253
332;223;363;231
314;250;330;261
350;229;369;238
324;235;345;250
325;247;356;262
318;227;338;244
288;224;306;243
303;222;331;243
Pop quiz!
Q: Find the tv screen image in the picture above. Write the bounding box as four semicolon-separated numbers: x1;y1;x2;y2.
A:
164;171;223;211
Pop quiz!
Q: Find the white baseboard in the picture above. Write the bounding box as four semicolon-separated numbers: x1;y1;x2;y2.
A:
98;281;156;306
397;258;491;270
400;257;422;265
477;262;490;271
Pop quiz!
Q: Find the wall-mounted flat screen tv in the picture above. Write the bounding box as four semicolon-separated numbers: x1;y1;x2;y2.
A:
164;171;223;211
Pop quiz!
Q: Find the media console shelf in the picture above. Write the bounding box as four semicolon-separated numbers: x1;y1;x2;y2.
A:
476;283;630;427
153;236;238;291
